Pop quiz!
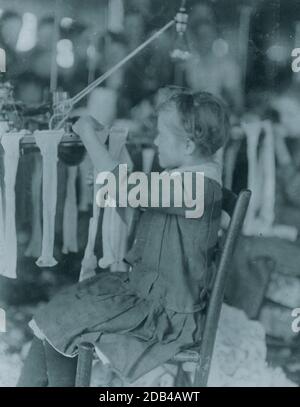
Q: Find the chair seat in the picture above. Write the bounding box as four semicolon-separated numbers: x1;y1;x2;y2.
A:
172;349;200;363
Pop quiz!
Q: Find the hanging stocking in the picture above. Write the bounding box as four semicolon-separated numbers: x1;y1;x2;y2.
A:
70;108;93;213
79;206;99;281
78;155;93;212
80;87;120;280
25;153;42;258
243;120;297;241
0;178;4;276
1;131;25;278
0;123;9;276
35;130;63;267
0;151;4;276
99;127;134;272
261;122;297;241
79;166;100;282
99;204;133;272
242;121;261;235
223;140;242;189
259;121;276;227
62;165;79;254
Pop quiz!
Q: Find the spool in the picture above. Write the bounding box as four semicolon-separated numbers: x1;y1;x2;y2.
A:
58;119;86;166
58;144;86;166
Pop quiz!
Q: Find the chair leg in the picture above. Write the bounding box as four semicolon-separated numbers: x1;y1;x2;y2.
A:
75;342;94;387
174;363;192;387
193;358;210;387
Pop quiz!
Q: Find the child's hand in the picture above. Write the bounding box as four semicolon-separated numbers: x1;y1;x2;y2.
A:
72;116;108;143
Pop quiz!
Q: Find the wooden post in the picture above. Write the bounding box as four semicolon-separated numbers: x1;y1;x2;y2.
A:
75;342;94;387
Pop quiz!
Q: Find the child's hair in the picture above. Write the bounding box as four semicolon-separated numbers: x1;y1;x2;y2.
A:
156;87;230;156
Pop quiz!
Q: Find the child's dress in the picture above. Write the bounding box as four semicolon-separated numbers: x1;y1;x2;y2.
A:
29;162;222;382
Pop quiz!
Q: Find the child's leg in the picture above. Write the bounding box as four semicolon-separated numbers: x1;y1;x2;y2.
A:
17;337;78;387
43;341;78;387
17;337;48;387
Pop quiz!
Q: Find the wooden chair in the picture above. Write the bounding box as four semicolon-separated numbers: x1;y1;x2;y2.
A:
75;188;251;387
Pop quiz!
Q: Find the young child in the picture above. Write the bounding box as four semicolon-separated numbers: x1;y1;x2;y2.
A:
17;88;229;386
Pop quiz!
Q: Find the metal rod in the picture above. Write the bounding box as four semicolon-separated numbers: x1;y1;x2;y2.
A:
20;132;82;147
54;19;175;130
18;132;157;148
18;124;246;151
71;19;175;106
50;0;61;93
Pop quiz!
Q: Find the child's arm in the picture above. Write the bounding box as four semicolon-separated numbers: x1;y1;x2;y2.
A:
111;167;203;218
72;116;118;173
74;116;202;218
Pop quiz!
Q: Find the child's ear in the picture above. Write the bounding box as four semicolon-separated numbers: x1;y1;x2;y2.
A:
185;138;197;155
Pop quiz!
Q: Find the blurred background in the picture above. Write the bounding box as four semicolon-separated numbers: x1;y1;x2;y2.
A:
2;0;300;109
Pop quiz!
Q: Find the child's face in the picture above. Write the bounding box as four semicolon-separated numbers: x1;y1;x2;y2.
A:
155;108;187;169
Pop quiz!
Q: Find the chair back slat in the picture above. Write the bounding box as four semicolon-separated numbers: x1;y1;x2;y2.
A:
193;189;251;387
